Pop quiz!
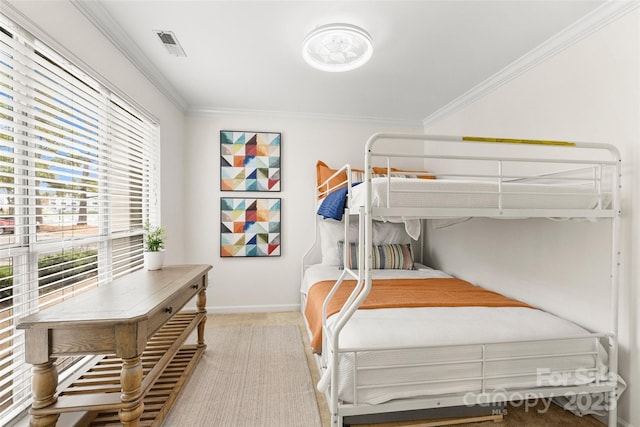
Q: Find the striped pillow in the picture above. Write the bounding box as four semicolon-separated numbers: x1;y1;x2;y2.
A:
337;242;415;270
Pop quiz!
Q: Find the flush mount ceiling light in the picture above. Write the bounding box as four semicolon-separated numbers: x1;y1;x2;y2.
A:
302;23;373;72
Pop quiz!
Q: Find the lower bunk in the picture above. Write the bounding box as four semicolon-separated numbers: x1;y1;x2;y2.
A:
300;263;622;427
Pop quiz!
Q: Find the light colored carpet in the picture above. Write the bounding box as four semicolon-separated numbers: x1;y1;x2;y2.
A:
161;324;322;427
161;312;605;427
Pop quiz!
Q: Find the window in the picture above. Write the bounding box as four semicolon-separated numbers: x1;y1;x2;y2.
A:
0;14;160;423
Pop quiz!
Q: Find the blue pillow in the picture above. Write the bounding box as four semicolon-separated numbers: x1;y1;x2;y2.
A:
317;183;361;221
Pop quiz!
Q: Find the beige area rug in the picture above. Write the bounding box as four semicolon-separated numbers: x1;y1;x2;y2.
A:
161;325;322;427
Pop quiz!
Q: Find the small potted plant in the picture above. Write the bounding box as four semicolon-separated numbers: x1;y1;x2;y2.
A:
143;221;166;270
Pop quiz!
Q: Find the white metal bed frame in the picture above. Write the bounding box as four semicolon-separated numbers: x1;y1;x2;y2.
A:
302;133;622;427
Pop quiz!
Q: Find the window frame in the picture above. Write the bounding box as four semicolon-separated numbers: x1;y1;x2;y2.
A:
0;12;161;424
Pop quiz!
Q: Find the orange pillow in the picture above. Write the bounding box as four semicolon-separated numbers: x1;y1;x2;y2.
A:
316;161;349;199
374;167;435;180
316;161;434;199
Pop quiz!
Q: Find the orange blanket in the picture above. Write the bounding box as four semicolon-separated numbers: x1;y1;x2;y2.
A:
304;278;533;353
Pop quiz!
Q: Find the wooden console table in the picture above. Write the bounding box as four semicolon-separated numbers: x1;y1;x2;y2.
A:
17;264;212;427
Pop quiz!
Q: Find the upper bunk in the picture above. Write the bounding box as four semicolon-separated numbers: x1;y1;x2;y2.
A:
317;133;621;225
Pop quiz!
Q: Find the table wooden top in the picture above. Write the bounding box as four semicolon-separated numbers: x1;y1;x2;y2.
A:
16;264;212;329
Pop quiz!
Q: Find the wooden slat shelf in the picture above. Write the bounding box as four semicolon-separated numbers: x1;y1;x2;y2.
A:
50;312;205;427
87;345;204;427
59;312;202;402
17;264;212;427
38;312;203;416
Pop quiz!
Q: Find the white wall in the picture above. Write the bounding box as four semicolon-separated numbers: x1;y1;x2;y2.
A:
423;10;639;426
6;0;188;265
183;113;422;311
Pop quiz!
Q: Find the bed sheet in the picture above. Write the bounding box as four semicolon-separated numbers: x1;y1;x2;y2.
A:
302;264;608;406
339;177;610;239
324;306;606;405
348;177;609;211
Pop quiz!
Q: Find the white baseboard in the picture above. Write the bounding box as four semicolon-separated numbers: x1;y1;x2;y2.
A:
206;304;300;314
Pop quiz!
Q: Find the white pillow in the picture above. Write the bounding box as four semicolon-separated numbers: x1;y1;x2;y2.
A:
372;221;412;246
319;218;358;265
318;217;412;266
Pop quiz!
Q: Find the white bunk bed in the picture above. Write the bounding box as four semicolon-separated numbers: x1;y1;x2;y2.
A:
301;133;623;427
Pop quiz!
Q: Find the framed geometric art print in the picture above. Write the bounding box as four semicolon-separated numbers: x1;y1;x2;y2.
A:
220;130;281;191
220;197;281;257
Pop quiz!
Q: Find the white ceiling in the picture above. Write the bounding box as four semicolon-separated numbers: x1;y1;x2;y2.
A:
74;0;609;125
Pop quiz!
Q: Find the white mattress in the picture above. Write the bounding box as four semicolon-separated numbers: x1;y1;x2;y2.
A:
302;265;608;406
349;177;609;211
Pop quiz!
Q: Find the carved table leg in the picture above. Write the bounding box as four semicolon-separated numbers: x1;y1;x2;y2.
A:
119;355;144;427
29;359;59;427
196;286;207;349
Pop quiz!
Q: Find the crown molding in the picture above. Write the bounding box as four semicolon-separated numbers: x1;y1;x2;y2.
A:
70;0;638;126
422;0;640;127
71;0;420;126
71;0;188;112
188;106;424;128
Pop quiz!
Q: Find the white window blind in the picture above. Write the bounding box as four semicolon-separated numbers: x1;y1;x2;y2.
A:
0;14;160;424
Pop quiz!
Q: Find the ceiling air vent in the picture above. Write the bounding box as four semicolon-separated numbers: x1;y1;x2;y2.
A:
154;30;187;57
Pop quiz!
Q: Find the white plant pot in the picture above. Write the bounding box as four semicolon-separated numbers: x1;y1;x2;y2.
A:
144;251;165;271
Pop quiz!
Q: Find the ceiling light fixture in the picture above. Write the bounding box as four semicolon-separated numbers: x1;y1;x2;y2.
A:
302;23;373;72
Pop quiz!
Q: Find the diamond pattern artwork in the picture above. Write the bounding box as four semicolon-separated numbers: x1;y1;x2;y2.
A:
220;130;281;191
220;198;281;257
